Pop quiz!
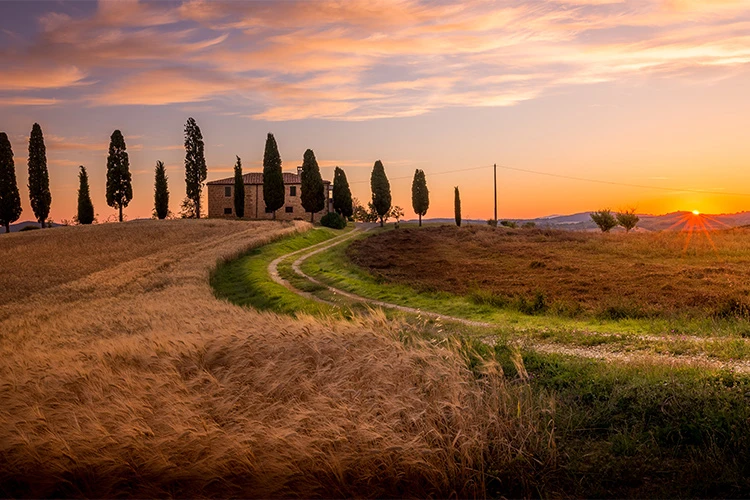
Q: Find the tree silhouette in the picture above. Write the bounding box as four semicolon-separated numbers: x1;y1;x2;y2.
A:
28;123;51;228
591;209;617;232
233;156;245;218
262;133;284;219
77;166;94;225
370;160;391;227
0;133;22;233
154;160;169;220
332;167;353;218
616;208;639;233
184;117;207;218
105;130;132;222
411;169;429;227
300;149;325;223
454;186;461;227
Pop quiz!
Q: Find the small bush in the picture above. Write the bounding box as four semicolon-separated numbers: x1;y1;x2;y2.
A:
517;292;547;315
522;222;536;229
320;212;347;229
487;219;498;227
500;220;517;228
714;297;750;320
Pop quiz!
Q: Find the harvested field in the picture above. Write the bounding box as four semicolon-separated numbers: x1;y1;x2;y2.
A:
348;224;750;320
0;220;551;498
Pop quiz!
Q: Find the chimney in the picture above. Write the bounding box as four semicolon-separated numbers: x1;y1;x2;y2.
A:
297;165;303;176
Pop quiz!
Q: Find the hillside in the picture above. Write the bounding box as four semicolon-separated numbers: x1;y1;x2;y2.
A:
416;211;750;231
0;220;540;497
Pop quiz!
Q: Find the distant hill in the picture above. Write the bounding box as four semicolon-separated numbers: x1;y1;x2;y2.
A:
412;211;750;231
5;221;64;233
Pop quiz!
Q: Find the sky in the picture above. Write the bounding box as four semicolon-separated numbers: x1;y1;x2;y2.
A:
1;0;749;222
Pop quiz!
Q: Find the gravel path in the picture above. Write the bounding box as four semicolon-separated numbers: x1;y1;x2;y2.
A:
269;225;750;373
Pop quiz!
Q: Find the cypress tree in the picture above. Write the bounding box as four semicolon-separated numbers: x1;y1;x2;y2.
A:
184;117;207;218
454;186;461;227
370;160;391;227
332;167;353;218
262;133;284;219
76;165;94;225
105;129;133;222
411;169;429;227
233;156;245;218
154;160;169;220
300;149;325;223
0;133;22;233
28;123;51;228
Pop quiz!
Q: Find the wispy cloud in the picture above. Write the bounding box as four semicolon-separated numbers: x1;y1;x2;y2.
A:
1;0;749;120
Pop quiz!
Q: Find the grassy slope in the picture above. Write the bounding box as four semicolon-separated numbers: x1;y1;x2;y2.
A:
211;227;342;316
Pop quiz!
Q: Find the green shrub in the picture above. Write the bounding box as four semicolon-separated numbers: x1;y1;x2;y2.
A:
487;219;498;227
517;292;547;315
320;212;347;229
500;220;517;228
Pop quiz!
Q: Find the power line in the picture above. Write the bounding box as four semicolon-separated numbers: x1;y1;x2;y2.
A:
347;162;750;199
497;164;750;198
348;165;493;184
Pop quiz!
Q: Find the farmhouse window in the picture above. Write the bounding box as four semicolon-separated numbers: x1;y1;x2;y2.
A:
224;207;232;215
224;186;231;197
290;186;297;196
285;206;294;213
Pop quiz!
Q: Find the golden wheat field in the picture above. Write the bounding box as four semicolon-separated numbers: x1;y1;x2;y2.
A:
0;220;550;498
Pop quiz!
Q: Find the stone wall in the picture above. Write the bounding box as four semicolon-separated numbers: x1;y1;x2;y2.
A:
208;183;332;221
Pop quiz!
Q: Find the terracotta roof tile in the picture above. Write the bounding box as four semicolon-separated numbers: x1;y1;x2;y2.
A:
207;172;330;185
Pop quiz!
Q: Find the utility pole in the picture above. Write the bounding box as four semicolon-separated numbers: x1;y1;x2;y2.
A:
493;163;497;221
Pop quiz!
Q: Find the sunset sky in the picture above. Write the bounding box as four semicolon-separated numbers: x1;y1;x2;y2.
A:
1;0;749;221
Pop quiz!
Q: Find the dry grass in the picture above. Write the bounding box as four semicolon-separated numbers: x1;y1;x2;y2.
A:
349;225;750;319
0;220;552;497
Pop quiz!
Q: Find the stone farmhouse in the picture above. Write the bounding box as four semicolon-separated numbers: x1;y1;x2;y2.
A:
207;167;333;220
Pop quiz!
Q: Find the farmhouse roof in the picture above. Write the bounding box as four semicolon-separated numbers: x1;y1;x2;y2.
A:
207;172;330;186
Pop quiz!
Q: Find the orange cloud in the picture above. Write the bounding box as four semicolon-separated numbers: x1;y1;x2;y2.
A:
2;0;749;120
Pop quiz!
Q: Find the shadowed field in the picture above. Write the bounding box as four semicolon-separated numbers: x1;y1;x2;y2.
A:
0;220;549;498
348;224;750;320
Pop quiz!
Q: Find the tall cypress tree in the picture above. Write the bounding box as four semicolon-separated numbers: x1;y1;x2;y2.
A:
184;117;207;218
370;160;391;227
28;123;51;228
77;165;94;225
105;129;133;222
154;160;169;220
233;156;245;218
262;133;284;219
454;186;461;227
332;167;353;218
411;169;429;227
0;133;22;233
300;149;325;223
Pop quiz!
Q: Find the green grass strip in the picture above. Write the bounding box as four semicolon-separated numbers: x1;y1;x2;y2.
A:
211;227;345;316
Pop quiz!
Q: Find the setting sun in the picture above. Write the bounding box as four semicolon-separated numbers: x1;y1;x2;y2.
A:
692;210;700;215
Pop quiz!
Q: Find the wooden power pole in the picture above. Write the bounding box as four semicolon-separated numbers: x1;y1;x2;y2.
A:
493;163;497;221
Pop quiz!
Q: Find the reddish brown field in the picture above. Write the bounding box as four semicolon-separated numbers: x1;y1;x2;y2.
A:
348;225;750;319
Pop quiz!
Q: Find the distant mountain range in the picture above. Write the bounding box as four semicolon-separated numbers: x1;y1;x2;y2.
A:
415;211;750;231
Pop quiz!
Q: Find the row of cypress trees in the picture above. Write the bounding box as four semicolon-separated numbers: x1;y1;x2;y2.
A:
0;118;207;231
1;120;433;232
0;124;53;232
